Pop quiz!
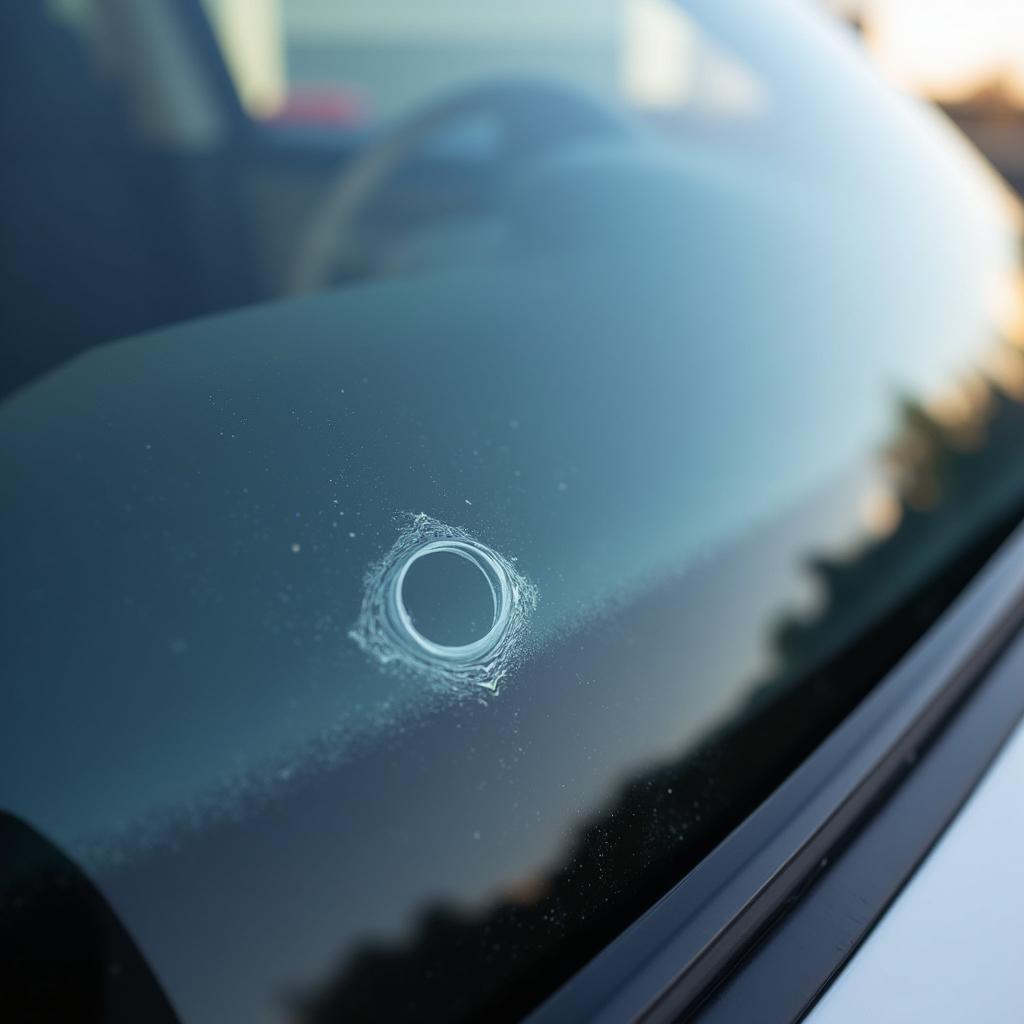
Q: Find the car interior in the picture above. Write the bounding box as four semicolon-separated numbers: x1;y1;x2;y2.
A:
0;0;763;399
0;0;579;396
6;2;1024;1022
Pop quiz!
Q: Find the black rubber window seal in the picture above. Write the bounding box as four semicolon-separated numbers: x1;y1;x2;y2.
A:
527;518;1024;1024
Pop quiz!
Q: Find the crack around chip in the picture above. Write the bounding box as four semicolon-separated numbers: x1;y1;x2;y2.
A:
349;513;537;694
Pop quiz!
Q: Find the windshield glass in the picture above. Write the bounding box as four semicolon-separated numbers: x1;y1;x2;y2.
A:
3;1;1024;1022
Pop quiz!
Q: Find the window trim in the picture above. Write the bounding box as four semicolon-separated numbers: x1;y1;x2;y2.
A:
699;625;1024;1022
527;518;1024;1024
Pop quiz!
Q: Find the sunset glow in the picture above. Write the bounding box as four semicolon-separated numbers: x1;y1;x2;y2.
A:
858;0;1024;104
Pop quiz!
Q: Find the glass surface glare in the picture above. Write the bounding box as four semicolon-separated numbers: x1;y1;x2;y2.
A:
2;0;1024;1022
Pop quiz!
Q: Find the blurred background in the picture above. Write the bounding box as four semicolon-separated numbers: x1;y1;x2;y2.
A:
201;0;1024;195
825;0;1024;193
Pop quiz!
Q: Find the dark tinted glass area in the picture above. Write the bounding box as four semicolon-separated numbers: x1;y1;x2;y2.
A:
4;1;1024;1021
